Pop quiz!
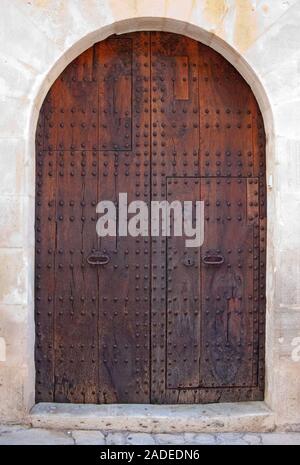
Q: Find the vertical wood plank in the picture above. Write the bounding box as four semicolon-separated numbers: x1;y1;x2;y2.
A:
54;150;99;403
199;43;254;178
96;38;132;151
199;178;256;389
44;53;98;150
174;56;189;100
35;149;56;402
96;33;151;403
166;177;201;389
150;31;200;403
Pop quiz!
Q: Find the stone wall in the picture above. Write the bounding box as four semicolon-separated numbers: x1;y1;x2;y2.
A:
0;0;299;430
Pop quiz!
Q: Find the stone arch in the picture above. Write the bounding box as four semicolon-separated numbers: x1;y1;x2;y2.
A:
31;19;273;409
30;18;273;136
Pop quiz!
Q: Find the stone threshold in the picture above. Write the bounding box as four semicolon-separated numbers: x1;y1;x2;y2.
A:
30;402;275;433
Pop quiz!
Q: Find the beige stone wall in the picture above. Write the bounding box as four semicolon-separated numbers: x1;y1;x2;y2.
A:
0;0;299;429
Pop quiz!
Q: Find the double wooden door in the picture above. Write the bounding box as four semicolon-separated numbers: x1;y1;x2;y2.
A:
35;32;266;404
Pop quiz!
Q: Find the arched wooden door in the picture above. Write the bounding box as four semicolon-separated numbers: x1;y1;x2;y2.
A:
35;32;266;404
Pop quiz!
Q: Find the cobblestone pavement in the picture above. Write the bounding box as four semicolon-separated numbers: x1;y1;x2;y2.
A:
0;426;300;445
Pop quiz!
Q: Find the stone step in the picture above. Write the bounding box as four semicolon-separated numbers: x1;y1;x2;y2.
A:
30;401;275;434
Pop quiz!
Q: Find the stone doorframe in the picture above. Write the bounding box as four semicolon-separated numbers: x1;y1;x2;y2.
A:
0;2;300;431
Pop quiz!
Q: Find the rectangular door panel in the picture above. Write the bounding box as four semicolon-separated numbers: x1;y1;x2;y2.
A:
154;177;261;403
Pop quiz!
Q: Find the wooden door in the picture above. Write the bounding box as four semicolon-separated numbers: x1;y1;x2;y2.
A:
35;32;266;404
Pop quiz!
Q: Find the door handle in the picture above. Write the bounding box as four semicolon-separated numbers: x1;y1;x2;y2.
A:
87;251;110;265
202;254;224;265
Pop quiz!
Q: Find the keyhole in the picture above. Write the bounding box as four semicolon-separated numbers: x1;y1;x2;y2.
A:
183;256;194;267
